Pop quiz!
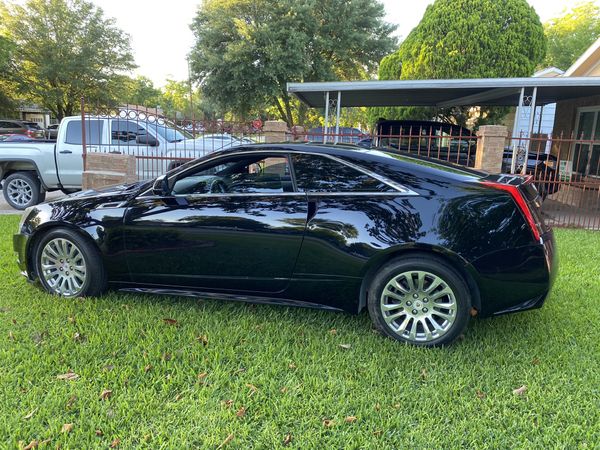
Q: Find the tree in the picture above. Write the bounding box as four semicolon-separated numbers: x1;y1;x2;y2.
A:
0;0;136;120
0;34;17;115
370;0;546;127
122;76;163;109
543;2;600;71
189;0;396;126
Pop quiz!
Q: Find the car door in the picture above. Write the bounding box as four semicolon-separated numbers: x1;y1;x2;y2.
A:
57;119;104;187
122;151;308;293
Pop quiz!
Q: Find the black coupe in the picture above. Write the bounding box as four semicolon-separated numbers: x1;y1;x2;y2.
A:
13;144;557;346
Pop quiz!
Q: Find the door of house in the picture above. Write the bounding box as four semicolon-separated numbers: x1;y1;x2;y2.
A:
573;108;600;178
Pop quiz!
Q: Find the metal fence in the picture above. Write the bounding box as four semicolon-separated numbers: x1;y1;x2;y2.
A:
293;125;478;167
81;104;265;180
508;132;600;230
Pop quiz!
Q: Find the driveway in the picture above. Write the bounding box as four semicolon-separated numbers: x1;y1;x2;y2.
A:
0;190;65;214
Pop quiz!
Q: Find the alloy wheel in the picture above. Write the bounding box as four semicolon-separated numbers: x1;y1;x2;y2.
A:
39;238;87;297
6;178;33;207
380;270;457;343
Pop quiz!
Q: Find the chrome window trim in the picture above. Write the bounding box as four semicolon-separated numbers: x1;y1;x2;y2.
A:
184;192;304;199
155;148;419;198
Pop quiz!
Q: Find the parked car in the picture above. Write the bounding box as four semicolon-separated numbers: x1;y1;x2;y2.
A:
374;120;559;199
0;119;45;139
0;115;243;210
45;123;60;140
306;126;368;144
502;148;559;198
0;134;36;142
14;143;557;347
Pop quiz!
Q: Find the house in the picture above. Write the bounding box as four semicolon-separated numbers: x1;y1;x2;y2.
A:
551;37;600;180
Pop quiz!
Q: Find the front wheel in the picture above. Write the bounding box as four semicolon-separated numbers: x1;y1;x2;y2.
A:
367;256;471;347
34;228;107;297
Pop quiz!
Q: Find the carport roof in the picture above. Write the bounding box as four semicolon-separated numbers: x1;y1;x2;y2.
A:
287;77;600;108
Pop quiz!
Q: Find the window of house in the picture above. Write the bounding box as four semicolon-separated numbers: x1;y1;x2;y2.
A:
171;155;293;196
291;154;394;193
65;120;104;145
572;108;600;177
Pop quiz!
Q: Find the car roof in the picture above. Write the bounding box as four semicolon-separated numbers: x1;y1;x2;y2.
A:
212;142;485;179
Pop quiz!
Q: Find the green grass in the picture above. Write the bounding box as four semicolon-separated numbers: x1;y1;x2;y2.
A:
0;214;599;449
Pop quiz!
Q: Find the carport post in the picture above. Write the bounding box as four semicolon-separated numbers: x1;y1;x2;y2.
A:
510;88;525;174
521;87;538;175
323;91;330;144
334;91;341;144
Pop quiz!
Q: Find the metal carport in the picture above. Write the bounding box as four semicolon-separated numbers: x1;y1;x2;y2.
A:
287;77;600;173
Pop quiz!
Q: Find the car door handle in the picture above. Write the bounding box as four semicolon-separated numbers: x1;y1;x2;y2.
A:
59;150;72;154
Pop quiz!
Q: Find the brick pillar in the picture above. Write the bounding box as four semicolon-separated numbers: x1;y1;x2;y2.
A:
290;125;306;142
263;120;288;143
475;125;508;173
82;153;137;190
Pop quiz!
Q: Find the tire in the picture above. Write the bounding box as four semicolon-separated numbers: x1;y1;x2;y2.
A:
34;228;107;298
367;255;471;347
3;172;43;210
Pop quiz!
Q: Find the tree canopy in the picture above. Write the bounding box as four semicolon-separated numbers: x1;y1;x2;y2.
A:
122;76;163;110
370;0;546;127
0;34;16;115
189;0;397;126
543;2;600;71
0;0;136;120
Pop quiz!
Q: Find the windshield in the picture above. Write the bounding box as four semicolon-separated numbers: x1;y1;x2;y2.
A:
148;123;192;142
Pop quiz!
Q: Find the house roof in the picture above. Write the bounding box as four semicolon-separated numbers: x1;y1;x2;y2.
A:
533;67;564;78
564;37;600;77
287;77;600;108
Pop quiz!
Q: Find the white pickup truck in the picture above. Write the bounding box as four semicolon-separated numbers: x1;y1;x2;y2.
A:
0;115;242;209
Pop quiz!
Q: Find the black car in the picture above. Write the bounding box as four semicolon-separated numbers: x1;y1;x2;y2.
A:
374;120;477;166
13;144;557;347
502;148;559;198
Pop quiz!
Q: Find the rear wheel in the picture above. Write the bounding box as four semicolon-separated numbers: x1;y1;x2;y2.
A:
367;256;471;347
34;228;107;297
3;172;43;210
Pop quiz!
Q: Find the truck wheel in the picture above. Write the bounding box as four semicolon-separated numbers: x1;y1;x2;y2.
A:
3;172;43;210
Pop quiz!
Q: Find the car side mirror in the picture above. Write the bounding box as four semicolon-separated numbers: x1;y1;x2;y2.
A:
136;134;158;147
152;175;170;196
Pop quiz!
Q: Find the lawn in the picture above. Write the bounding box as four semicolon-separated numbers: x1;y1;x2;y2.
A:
0;214;598;449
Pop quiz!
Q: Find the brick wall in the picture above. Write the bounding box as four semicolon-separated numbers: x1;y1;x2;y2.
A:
553;94;600;137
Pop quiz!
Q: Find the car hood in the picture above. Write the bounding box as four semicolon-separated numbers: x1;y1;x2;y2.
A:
66;179;152;200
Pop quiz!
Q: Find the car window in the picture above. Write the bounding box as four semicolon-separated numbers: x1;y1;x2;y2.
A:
171;155;293;196
111;120;149;145
65;120;104;145
0;121;16;129
291;154;393;193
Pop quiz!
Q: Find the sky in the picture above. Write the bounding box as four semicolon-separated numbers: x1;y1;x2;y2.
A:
89;0;600;88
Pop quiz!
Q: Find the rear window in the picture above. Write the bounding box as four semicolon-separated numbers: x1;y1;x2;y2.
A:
291;154;394;193
65;120;104;145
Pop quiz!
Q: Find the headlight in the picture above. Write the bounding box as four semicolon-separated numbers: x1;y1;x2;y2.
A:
18;206;34;232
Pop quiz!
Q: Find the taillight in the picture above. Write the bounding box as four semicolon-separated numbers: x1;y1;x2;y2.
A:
481;178;541;243
25;129;35;138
